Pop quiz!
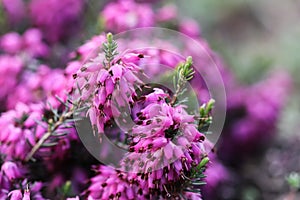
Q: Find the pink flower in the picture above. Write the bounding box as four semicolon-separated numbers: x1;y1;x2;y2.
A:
1;161;22;181
179;19;201;38
8;190;23;200
0;55;23;105
29;0;85;43
6;65;68;109
85;165;141;200
0;29;49;58
0;32;22;54
101;0;154;33
156;4;178;22
74;48;145;136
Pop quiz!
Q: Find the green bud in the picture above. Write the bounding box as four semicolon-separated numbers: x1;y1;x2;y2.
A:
186;56;193;66
206;99;215;113
107;32;113;43
62;180;72;196
199;105;206;116
199;156;210;168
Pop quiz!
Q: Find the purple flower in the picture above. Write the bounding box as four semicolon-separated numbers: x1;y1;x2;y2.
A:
85;165;141;200
218;71;292;163
0;102;77;161
29;0;85;43
114;86;209;199
73;48;145;135
0;55;23;107
5;181;45;200
8;190;23;200
0;29;49;58
1;161;22;181
155;4;178;22
0;32;22;54
101;0;154;33
6;65;68;109
179;19;201;38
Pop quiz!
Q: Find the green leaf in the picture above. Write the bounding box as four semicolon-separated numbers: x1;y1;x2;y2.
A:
286;172;300;190
102;33;118;66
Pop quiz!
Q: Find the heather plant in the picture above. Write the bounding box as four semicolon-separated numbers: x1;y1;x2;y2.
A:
0;0;294;199
77;33;214;200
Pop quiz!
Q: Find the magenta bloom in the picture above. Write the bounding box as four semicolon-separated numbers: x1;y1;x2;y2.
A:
29;0;84;43
6;65;69;109
0;102;76;161
119;90;208;199
218;71;292;164
86;165;141;200
8;189;23;199
0;55;23;107
1;161;23;181
6;181;45;200
0;29;49;57
74;49;145;135
101;0;154;33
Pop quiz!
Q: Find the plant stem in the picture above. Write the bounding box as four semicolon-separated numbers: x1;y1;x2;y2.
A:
25;109;74;162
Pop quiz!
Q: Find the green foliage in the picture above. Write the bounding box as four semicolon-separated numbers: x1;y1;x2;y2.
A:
185;156;210;194
102;33;118;67
198;99;215;133
286;172;300;190
171;56;195;105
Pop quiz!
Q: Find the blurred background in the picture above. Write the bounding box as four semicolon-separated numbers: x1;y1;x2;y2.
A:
174;0;300;199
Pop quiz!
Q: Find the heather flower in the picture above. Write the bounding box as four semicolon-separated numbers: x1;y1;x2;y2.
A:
101;0;154;33
6;65;68;109
70;34;106;63
218;71;292;164
1;161;23;181
120;97;208;198
0;32;22;54
155;4;178;23
0;55;23;107
8;189;23;199
6;181;45;200
179;19;201;38
0;29;49;58
78;35;211;199
73;35;145;135
85;165;141;200
29;0;85;43
0;102;76;161
0;103;44;160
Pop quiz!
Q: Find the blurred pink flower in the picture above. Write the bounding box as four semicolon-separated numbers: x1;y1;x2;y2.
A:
0;29;49;57
29;0;84;43
1;161;22;181
101;0;154;33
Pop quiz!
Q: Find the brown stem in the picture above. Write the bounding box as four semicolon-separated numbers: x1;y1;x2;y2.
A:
25;110;73;162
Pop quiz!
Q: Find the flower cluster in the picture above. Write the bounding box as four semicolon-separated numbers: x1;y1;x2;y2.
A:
101;0;154;33
1;0;84;43
218;71;292;164
29;0;85;43
73;34;145;135
0;29;49;57
77;40;212;199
